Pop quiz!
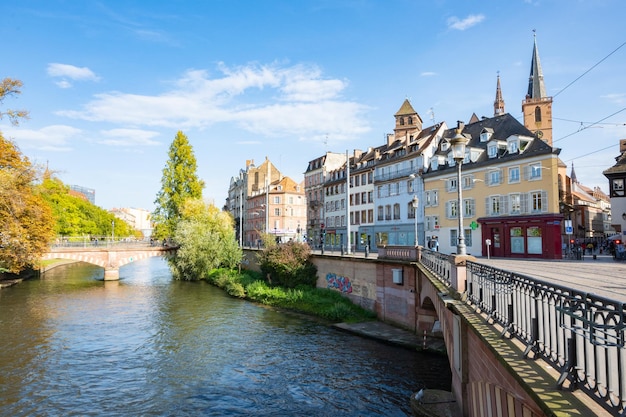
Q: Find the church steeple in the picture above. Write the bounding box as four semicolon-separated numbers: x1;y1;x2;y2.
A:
522;32;553;146
571;162;578;184
494;72;505;116
527;33;547;99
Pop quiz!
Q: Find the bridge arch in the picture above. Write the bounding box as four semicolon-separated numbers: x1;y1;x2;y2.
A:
42;246;177;280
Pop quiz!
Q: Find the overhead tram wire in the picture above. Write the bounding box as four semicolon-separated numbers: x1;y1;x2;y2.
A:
553;40;626;99
564;144;616;164
553;106;626;144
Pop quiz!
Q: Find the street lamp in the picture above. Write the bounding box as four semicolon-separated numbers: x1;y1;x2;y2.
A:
111;220;115;245
450;126;468;256
411;195;419;247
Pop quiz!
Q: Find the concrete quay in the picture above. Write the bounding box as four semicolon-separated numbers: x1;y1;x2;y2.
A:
474;253;626;303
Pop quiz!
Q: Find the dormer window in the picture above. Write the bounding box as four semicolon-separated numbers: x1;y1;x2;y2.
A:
488;144;497;158
441;141;450;151
508;140;518;153
480;128;493;142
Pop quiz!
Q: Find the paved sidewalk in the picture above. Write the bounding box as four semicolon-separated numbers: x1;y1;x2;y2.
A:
473;253;626;302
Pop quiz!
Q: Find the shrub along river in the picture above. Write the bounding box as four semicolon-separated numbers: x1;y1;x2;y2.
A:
0;257;451;416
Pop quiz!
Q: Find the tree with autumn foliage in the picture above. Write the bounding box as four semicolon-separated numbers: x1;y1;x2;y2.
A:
152;131;204;240
0;135;55;274
0;78;54;274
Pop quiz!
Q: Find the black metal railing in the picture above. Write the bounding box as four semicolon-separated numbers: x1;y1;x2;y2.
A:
463;260;626;415
420;249;452;286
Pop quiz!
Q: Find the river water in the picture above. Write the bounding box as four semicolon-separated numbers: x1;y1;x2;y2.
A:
0;258;451;416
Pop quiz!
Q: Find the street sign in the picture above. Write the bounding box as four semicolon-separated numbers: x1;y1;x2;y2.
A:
565;226;573;234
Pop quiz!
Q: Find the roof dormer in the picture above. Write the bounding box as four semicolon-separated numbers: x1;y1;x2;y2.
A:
480;128;494;142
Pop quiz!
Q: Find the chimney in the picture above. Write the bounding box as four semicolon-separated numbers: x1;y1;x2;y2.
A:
620;139;626;153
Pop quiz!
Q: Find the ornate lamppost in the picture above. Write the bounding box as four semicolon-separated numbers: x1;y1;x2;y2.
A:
450;127;468;256
411;195;419;247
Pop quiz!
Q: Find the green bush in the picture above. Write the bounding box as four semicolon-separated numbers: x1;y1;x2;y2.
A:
257;240;318;288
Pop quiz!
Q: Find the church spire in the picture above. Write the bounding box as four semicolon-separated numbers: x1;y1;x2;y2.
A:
494;72;505;116
522;31;553;146
571;162;578;184
527;31;547;99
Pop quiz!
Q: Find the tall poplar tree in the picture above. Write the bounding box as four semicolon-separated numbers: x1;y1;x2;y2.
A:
152;131;204;239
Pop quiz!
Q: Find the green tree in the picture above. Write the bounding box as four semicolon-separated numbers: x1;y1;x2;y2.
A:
39;176;136;238
0;135;54;274
169;198;242;280
0;78;29;125
152;131;204;239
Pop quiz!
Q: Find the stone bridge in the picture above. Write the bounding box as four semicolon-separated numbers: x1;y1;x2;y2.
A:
243;247;615;416
43;244;178;280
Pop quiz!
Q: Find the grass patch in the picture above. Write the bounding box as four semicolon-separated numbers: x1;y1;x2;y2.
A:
206;269;376;323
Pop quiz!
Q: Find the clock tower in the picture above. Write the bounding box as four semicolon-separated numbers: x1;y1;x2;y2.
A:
522;33;553;146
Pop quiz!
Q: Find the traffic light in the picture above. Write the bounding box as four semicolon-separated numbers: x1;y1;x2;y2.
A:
616;240;622;245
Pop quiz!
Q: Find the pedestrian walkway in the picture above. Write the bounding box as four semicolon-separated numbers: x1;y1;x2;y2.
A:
474;253;626;302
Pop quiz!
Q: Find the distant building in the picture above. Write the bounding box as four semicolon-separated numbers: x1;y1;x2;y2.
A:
110;207;153;238
603;139;626;240
69;185;95;204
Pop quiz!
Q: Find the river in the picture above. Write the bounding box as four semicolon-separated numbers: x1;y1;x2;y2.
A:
0;258;451;416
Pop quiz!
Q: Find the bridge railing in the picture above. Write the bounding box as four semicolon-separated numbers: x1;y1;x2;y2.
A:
420;249;452;286
50;236;169;249
460;260;626;415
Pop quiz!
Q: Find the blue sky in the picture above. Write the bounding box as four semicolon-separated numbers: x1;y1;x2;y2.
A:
2;1;625;210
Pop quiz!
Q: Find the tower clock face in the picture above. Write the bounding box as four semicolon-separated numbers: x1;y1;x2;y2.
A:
536;130;543;138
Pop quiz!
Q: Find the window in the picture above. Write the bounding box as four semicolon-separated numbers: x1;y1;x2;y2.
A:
354;176;360;187
489;196;501;215
385;205;391;221
425;215;439;231
450;229;457;247
530;163;542;179
368;191;373;203
274;196;281;204
274;208;280;216
407;180;414;193
508;140;518;153
408;202;416;219
509;166;520;183
488;170;502;185
377;205;384;221
432;190;438;206
462;176;473;189
510;193;521;214
354;211;360;225
531;191;547;213
368;210;374;223
612;178;625;197
448;178;458;192
393;203;400;220
447;200;458;219
488;144;497;158
463;199;475;218
535;106;542;122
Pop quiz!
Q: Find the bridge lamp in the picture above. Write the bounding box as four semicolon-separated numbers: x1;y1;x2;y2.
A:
450;127;468;256
411;195;419;247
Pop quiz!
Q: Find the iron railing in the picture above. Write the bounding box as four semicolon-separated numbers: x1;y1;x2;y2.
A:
463;260;626;416
420;250;452;286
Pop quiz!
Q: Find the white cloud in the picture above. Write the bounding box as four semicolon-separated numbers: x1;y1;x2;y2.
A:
601;93;625;105
447;14;485;31
55;63;371;140
47;63;100;88
3;124;83;152
98;128;161;146
420;72;437;77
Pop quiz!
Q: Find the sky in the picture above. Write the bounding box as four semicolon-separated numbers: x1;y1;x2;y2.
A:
2;0;625;211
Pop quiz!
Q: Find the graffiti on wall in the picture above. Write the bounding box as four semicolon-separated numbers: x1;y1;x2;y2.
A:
326;273;353;293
